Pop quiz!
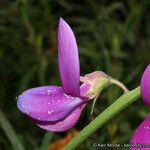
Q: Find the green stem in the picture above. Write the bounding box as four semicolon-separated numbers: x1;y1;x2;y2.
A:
63;86;141;150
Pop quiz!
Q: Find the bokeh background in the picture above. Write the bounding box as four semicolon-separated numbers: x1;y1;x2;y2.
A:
0;0;150;149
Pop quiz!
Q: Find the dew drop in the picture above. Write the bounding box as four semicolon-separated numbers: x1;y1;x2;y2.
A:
63;93;70;98
48;110;54;114
25;110;29;115
144;126;150;130
16;95;22;100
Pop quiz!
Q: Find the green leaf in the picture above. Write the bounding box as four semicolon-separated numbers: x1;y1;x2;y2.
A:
40;132;54;150
0;110;24;150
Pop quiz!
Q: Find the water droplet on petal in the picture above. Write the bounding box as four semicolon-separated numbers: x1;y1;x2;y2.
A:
144;126;150;130
25;110;29;115
63;93;70;98
48;110;54;114
16;95;22;100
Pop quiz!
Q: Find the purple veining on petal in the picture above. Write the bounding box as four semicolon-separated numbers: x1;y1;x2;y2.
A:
17;86;84;122
37;104;86;132
58;18;80;96
130;115;150;150
141;64;150;106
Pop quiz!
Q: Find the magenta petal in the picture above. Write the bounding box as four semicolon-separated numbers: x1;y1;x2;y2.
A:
141;64;150;106
80;83;91;98
17;86;84;122
58;18;80;96
130;115;150;150
37;105;85;132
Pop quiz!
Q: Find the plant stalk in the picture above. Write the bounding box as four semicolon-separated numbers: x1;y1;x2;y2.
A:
63;86;141;150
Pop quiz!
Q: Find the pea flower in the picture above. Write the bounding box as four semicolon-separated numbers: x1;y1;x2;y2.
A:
141;64;150;106
130;115;150;150
17;17;125;132
17;18;92;132
130;65;150;149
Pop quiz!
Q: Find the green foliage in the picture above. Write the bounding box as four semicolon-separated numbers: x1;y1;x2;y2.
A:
0;110;24;150
0;0;150;149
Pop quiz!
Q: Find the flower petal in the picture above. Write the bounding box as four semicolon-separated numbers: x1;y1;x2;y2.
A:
37;105;85;132
58;18;80;96
141;64;150;106
34;83;90;132
17;86;84;122
80;83;91;98
130;115;150;150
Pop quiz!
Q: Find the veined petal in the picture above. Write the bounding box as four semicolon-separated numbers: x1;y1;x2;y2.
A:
141;64;150;106
130;115;150;150
37;105;86;132
58;17;80;96
17;86;84;122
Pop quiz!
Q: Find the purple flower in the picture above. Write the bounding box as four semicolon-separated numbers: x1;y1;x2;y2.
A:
130;65;150;149
130;115;150;150
141;64;150;106
17;18;91;132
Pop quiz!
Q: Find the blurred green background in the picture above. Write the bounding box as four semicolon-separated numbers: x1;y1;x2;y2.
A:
0;0;150;149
